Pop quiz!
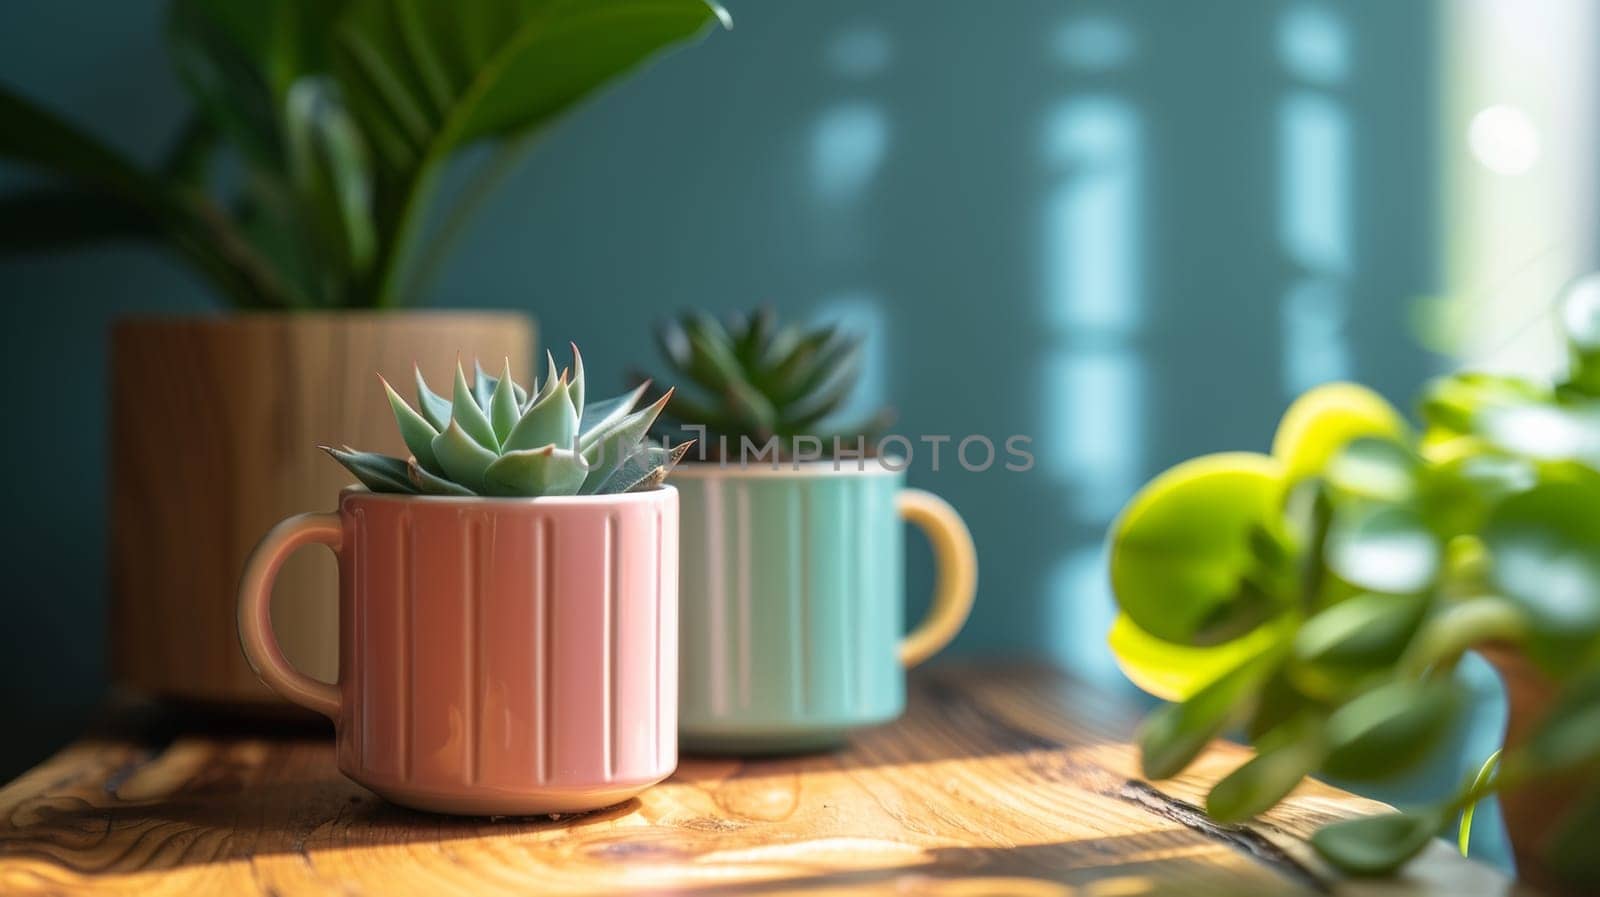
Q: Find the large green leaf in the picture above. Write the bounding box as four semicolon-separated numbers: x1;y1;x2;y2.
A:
1109;452;1290;645
330;0;728;305
284;76;375;286
0;83;285;308
168;0;285;169
0;85;168;203
1483;478;1600;670
170;0;349;107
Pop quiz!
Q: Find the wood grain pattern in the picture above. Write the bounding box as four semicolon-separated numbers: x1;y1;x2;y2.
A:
109;313;534;708
0;666;1520;896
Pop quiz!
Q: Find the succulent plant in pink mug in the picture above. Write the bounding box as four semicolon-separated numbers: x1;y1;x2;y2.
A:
238;346;689;815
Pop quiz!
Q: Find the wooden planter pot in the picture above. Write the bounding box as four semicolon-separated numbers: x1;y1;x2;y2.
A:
109;312;534;710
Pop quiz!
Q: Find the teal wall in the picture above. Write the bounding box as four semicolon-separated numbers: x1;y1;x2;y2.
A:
2;0;1510;868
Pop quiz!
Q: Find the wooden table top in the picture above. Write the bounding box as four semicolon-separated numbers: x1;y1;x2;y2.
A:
0;665;1521;897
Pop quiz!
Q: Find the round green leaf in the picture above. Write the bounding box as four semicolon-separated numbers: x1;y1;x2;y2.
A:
1110;452;1288;645
1292;593;1427;698
1483;479;1600;649
1419;448;1536;538
1325;504;1440;595
1271;382;1408;485
1108;612;1293;703
1322;680;1461;781
1324;437;1419;503
1419;372;1549;438
1478;402;1600;465
1138;647;1282;780
1311;810;1442;877
1206;718;1323;823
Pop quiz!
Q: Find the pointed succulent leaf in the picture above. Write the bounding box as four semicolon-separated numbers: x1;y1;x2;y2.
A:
431;418;498;493
682;312;745;392
759;324;835;396
467;358;527;408
483;446;589;497
408;457;474;495
472;359;497;410
783;364;859;430
759;322;802;370
777;331;860;406
523;349;562;412
568;342;585;421
580;390;672;491
320;445;418;494
580;382;649;436
414;365;452;431
735;306;775;365
488;358;521;443
451;359;500;450
504;376;578;452
724;377;778;434
382;376;442;474
601;440;695;494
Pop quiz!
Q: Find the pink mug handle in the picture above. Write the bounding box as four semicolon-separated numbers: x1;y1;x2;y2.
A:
236;512;343;720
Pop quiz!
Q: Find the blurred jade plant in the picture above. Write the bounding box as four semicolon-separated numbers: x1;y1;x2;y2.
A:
640;308;894;459
0;0;728;309
326;346;690;497
1108;283;1600;885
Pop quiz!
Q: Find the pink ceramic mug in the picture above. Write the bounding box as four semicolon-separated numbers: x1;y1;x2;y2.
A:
237;486;679;815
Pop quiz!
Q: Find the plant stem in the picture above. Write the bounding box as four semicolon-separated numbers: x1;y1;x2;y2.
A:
1458;749;1502;856
400;132;539;306
1399;596;1526;679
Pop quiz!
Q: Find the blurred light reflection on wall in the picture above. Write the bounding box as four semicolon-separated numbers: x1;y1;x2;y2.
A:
1041;13;1142;690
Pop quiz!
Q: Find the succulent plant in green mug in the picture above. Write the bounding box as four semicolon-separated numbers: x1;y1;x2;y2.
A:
640;308;893;459
325;346;690;497
1107;282;1600;888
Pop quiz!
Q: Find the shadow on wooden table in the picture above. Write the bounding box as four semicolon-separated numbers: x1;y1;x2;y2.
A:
674;663;1130;778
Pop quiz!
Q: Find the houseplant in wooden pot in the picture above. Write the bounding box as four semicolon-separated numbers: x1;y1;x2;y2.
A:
1102;285;1600;892
641;309;979;753
238;348;691;813
0;0;727;709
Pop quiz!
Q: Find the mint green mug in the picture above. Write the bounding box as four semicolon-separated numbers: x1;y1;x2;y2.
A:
671;459;977;753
